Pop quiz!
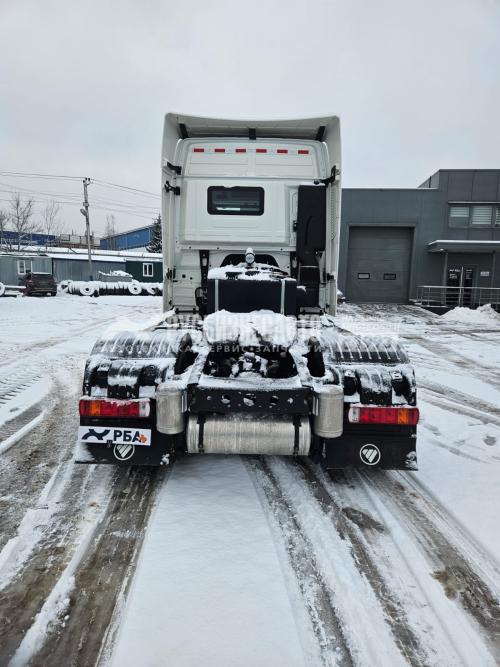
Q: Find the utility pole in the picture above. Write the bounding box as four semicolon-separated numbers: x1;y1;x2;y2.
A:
80;177;93;280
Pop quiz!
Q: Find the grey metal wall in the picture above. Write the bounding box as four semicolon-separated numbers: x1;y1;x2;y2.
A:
52;259;126;282
339;170;500;302
0;255;52;285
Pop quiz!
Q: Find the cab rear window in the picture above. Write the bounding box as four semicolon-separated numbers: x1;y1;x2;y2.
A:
207;187;264;216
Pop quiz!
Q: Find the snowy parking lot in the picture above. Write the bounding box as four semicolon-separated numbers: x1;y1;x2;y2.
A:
0;295;499;666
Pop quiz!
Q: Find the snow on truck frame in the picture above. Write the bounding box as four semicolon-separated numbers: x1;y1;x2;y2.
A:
77;114;419;468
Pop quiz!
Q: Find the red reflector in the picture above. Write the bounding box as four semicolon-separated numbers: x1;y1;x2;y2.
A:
79;398;150;419
277;149;288;154
214;148;225;153
235;148;247;153
256;148;267;153
298;149;309;155
193;148;204;153
348;406;420;426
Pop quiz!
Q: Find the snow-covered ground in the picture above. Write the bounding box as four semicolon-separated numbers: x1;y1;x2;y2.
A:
0;295;499;666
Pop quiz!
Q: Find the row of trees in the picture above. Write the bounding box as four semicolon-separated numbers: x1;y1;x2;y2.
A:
0;194;65;251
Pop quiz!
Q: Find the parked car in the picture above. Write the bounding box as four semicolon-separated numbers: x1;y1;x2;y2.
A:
23;272;57;297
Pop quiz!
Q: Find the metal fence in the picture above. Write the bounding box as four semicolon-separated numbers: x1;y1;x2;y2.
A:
415;285;500;309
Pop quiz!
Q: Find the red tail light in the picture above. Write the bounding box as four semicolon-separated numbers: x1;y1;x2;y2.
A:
79;398;150;418
348;406;419;426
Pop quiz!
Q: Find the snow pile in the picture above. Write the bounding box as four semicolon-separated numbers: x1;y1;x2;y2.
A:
207;263;284;281
441;304;500;324
102;308;177;336
203;310;297;347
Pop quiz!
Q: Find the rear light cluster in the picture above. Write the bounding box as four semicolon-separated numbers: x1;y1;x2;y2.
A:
79;398;151;418
192;147;310;155
348;406;419;426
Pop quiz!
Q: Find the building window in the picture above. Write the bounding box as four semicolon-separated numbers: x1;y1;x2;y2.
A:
470;205;493;226
449;204;500;227
143;263;153;277
17;259;32;275
449;205;469;227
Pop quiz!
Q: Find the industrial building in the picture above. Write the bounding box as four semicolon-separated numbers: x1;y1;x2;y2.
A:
0;253;53;285
100;225;154;251
0;247;162;286
339;169;500;305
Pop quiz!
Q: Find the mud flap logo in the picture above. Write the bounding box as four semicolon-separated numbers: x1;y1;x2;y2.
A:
360;444;381;466
114;443;135;461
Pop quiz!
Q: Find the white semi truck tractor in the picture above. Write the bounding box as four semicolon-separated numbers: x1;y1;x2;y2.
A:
78;114;419;468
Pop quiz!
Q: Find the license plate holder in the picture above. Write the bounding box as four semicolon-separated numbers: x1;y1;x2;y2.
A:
78;426;151;446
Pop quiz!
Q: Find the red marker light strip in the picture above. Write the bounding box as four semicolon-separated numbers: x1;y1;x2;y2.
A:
235;148;247;153
256;148;267;153
298;149;309;155
193;148;204;153
348;406;419;426
79;398;151;419
277;149;288;154
214;148;225;153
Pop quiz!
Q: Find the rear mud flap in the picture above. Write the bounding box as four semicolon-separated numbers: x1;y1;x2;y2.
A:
322;435;417;471
75;438;176;466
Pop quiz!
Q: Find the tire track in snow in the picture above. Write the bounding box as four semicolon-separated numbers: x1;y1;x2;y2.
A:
0;464;116;665
322;467;499;664
26;466;166;667
362;470;500;658
0;374;76;553
0;312;133;371
0;368;43;406
247;457;354;667
291;459;428;667
419;381;500;423
0;403;43;447
404;335;500;392
419;389;500;429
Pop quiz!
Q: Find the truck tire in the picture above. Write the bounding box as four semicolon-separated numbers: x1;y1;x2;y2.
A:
0;283;5;297
79;283;95;297
128;281;142;296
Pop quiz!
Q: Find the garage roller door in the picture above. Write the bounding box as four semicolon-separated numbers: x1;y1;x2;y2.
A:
346;227;412;303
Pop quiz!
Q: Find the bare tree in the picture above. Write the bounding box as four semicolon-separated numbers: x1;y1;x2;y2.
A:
9;194;39;250
104;214;118;250
41;200;65;241
0;209;8;248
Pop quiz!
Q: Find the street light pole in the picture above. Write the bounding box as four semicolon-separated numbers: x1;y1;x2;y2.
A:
80;177;93;280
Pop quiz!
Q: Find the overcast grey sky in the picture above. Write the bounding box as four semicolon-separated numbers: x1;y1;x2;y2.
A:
1;0;499;235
